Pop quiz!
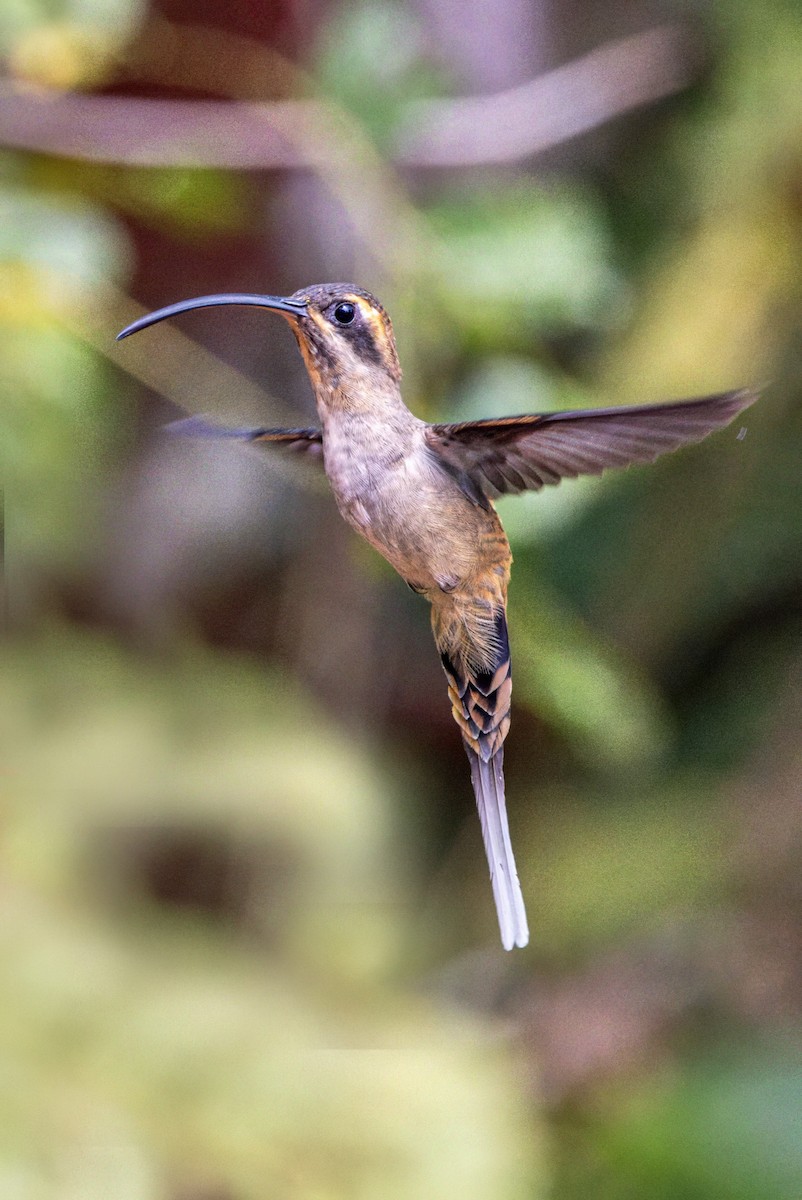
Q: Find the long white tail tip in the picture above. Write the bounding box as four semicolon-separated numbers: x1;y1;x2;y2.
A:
470;752;529;950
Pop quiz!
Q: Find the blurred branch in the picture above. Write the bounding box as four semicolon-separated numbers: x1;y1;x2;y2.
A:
0;25;695;173
0;84;318;168
0;18;431;280
0;22;695;299
396;25;696;166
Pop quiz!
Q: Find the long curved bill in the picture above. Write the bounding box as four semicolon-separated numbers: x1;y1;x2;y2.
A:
116;293;308;341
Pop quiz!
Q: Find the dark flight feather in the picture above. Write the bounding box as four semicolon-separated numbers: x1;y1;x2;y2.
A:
425;389;756;502
165;416;324;459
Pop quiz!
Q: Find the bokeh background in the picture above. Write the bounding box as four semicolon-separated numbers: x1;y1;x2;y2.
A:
3;0;802;1196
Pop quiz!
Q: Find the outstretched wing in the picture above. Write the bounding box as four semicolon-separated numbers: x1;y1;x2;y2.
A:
166;416;324;460
425;389;756;506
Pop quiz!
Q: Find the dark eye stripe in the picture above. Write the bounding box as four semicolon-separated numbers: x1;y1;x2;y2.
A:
348;323;384;368
316;296;394;375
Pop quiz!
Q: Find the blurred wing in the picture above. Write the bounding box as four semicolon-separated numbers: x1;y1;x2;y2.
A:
166;415;324;460
425;389;756;505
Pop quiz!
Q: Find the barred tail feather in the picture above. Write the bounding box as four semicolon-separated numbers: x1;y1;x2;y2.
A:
469;749;529;950
437;603;528;950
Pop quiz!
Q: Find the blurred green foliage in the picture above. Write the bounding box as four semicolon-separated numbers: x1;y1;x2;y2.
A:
431;184;623;341
316;0;446;145
1;632;541;1197
558;1041;802;1200
1;187;125;586
2;0;802;1196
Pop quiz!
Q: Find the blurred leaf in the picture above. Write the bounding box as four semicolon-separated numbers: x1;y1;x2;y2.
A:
0;0;145;44
9;21;117;89
0;629;544;1199
677;619;802;771
27;160;253;239
1;631;400;918
523;786;727;953
429;184;625;345
2;0;147;87
316;0;446;145
596;1041;802;1200
0;181;130;284
2;316;119;584
0;183;129;587
510;581;673;772
679;6;802;206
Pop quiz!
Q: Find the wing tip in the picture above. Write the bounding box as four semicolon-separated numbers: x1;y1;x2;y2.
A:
707;385;760;416
163;416;259;440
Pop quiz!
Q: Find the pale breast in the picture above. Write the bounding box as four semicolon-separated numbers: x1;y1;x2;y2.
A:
322;418;501;590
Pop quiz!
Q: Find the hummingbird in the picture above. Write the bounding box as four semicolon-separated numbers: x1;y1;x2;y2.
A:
118;284;755;951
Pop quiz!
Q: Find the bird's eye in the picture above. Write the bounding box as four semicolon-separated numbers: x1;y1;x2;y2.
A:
332;302;356;325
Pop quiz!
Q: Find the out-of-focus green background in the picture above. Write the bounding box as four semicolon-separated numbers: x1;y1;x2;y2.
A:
2;0;802;1196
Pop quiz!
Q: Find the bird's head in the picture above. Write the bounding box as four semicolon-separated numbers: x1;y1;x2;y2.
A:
117;283;402;404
